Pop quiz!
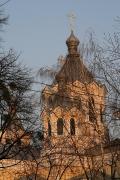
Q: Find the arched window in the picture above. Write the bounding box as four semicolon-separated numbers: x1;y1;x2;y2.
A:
70;118;75;135
89;97;96;122
48;120;51;136
57;118;63;135
17;139;21;146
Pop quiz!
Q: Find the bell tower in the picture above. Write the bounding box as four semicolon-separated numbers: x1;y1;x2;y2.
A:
41;31;107;148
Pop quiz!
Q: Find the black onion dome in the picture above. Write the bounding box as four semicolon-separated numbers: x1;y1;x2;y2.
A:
66;30;79;46
66;30;80;55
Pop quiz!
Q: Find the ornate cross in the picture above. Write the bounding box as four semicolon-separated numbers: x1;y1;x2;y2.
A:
67;12;76;32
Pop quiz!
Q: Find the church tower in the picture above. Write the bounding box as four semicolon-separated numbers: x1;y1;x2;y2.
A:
41;31;107;149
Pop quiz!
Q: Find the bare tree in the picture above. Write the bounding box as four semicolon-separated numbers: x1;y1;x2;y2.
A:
0;4;37;169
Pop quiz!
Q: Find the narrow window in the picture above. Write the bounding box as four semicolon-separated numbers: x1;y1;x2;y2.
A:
89;97;96;122
57;118;63;135
17;139;21;146
100;107;103;122
70;118;75;135
48;120;51;136
6;138;12;144
1;114;9;129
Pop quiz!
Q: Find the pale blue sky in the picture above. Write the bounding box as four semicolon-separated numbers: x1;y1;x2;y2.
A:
3;0;120;70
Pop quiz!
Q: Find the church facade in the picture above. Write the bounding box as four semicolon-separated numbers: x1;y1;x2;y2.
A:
38;31;119;179
42;30;106;148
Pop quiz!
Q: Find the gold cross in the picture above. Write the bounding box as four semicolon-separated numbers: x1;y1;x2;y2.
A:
67;12;76;32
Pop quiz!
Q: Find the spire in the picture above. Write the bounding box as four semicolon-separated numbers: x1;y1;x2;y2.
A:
66;30;79;55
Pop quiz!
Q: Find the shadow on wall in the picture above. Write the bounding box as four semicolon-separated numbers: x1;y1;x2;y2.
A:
16;173;46;180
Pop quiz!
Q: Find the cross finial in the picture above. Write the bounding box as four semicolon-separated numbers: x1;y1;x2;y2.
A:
67;12;76;32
